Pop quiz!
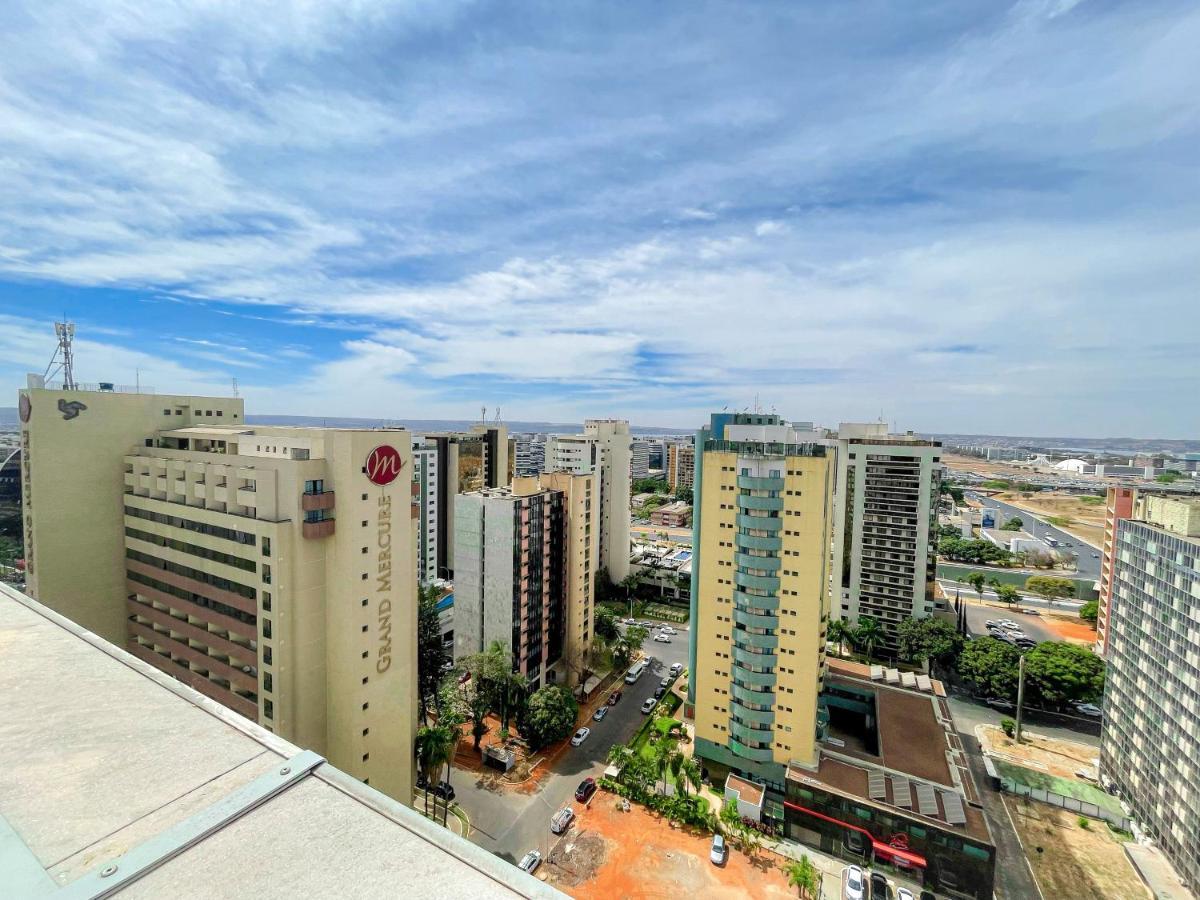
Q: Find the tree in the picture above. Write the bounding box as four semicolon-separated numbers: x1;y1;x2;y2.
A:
651;738;674;795
784;855;820;899
594;608;619;642
896;617;964;669
1156;471;1183;484
678;756;702;799
853;615;882;663
440;673;492;751
633;477;670;494
1000;516;1024;531
674;485;693;505
417;585;450;725
1023;642;1105;707
965;571;987;604
415;725;438;818
1078;600;1098;624
517;684;579;750
991;581;1021;606
957;636;1022;701
826;619;853;656
606;744;636;782
1025;575;1075;605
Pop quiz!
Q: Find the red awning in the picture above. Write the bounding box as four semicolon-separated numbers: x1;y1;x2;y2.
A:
784;801;927;869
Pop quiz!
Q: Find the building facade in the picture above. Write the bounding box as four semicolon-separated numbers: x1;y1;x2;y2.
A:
412;441;439;585
688;413;835;787
544;419;631;582
513;433;546;477
536;471;598;685
1101;495;1200;890
453;483;566;688
630;440;650;481
650;501;692;528
19;384;418;804
667;442;695;492
830;424;941;649
1096;485;1137;656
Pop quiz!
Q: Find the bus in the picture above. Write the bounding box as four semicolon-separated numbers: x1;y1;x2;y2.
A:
624;660;648;683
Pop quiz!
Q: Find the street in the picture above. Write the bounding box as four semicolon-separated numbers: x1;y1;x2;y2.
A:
454;624;691;866
939;578;1083;615
967;492;1102;580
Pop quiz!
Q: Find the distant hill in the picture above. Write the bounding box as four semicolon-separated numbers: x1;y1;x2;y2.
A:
931;433;1200;455
246;414;688;436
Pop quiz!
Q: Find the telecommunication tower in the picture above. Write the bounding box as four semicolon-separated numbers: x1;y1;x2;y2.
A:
44;322;78;390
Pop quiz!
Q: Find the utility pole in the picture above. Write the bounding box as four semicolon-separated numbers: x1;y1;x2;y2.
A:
1014;652;1027;743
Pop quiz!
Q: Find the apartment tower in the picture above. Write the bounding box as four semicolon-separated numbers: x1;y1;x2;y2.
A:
667;442;695;493
1096;485;1137;656
830;423;941;648
688;413;835;789
544;419;631;582
1101;494;1200;889
19;383;418;803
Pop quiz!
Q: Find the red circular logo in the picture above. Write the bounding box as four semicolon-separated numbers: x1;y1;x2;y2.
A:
365;444;404;485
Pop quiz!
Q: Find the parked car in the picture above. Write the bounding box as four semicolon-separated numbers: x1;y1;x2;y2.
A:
870;871;888;899
660;676;672;688
641;697;657;714
985;620;999;629
1073;702;1102;717
607;690;622;705
570;727;591;746
1092;552;1100;558
986;697;1015;711
897;889;915;900
709;834;727;866
845;865;866;900
575;777;597;802
654;685;666;699
653;633;672;643
592;706;609;722
659;625;677;635
670;662;683;676
1014;638;1037;650
415;773;456;801
1002;622;1023;632
518;850;542;873
551;807;575;834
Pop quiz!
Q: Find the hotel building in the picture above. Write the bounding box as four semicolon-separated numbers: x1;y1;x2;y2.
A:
667;441;695;492
829;423;941;648
19;383;418;804
544;419;631;582
1101;494;1200;889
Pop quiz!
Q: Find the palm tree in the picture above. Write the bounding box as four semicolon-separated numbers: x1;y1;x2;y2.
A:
429;725;456;827
668;749;683;789
652;739;674;795
826;619;852;657
414;726;438;818
854;615;882;664
606;744;635;783
416;725;455;826
621;572;641;617
678;756;702;800
785;855;820;899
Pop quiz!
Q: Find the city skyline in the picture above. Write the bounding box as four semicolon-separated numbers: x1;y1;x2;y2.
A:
1;2;1198;435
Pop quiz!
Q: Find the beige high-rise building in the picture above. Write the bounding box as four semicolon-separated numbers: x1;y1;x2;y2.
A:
688;413;835;787
667;442;695;492
19;383;418;804
544;419;631;582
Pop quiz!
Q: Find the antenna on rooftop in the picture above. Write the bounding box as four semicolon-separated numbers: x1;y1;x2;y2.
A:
44;321;78;390
232;377;239;398
493;406;502;424
480;405;487;424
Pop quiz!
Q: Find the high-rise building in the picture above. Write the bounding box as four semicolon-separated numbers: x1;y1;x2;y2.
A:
688;413;835;783
647;440;666;471
19;383;418;804
667;442;695;492
418;424;508;578
1096;485;1137;656
513;433;547;477
829;423;942;647
630;440;650;480
544;419;631;582
1101;494;1200;889
412;441;439;585
452;472;596;688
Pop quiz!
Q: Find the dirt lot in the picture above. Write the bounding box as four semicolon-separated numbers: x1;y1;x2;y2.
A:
543;791;795;899
988;491;1105;551
980;725;1098;780
1004;797;1147;899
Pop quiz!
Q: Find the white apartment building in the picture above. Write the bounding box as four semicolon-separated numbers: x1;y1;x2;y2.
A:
630;440;650;480
412;441;439;584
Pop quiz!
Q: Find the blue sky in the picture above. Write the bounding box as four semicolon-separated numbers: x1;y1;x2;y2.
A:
0;0;1197;435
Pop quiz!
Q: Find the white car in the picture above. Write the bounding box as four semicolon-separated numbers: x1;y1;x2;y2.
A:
1073;702;1102;717
518;850;542;874
570;727;591;746
897;889;915;900
641;697;657;714
670;662;683;676
659;625;677;635
653;633;671;643
550;807;575;834
709;834;727;865
844;865;865;900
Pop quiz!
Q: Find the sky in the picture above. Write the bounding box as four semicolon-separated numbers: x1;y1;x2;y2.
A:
0;1;1197;437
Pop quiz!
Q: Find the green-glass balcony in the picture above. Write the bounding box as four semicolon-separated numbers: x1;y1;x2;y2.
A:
735;551;780;572
737;474;785;492
736;514;781;532
737;494;783;512
735;532;782;552
731;662;776;687
732;680;774;706
730;719;775;746
728;737;775;763
735;571;780;592
734;629;779;650
733;590;779;612
733;643;777;667
733;607;777;629
730;699;775;726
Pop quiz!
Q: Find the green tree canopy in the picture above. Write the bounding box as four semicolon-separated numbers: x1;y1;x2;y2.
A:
517;684;579;750
633;477;670;494
417;584;450;724
785;855;820;899
594;608;618;642
897;617;965;667
1000;516;1025;531
1024;575;1076;602
992;583;1021;605
1024;642;1105;706
853;615;882;663
1078;600;1098;624
939;536;1014;566
964;571;987;599
957;637;1021;700
674;485;693;505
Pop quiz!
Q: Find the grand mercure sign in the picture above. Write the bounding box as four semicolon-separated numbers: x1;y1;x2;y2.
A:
365;444;403;486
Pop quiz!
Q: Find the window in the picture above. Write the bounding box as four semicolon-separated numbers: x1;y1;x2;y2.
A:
262;564;271;584
362;728;369;736
262;536;271;557
264;699;274;719
305;479;324;494
163;409;171;416
262;592;272;612
362;625;368;632
262;621;272;640
264;646;272;665
362;651;368;659
362;702;369;711
217;410;223;417
175;409;182;415
263;673;273;693
361;598;368;607
362;676;368;685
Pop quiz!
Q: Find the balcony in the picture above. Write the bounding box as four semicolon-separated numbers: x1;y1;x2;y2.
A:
737;474;784;492
733;607;777;629
302;519;336;539
735;551;780;572
301;490;336;512
730;698;775;726
728;734;775;763
736;514;781;532
737;494;783;512
735;532;781;552
733;590;778;612
735;629;779;651
731;660;776;686
731;680;774;706
735;571;779;593
733;643;777;667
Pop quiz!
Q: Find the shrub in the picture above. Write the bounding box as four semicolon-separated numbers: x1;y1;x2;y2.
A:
1000;717;1016;738
1078;816;1090;829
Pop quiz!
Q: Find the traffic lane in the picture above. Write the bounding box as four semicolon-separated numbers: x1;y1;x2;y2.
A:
973;496;1101;578
960;603;1058;643
946;695;1099;746
486;633;691;862
939;579;1083;614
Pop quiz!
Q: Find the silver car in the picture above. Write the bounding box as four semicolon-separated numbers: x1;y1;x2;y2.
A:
551;807;575;834
518;850;542;873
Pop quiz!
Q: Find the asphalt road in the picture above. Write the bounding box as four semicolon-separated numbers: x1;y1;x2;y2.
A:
939;579;1083;614
967;492;1102;580
455;625;691;867
958;602;1058;644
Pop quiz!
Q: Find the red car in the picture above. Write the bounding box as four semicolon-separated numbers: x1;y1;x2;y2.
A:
575;777;597;803
607;690;622;706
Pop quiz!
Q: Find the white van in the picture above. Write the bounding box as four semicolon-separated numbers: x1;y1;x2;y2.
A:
624;660;648;683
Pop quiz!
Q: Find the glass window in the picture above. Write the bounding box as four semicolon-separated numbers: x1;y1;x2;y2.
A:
264;699;274;719
263;619;272;639
263;673;273;693
262;536;271;557
264;646;272;665
262;592;271;612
